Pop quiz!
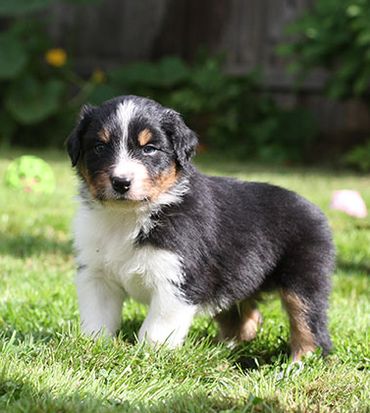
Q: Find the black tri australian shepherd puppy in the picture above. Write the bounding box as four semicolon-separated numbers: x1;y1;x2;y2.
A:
67;95;335;361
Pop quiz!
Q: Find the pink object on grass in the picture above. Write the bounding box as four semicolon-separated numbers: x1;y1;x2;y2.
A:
331;190;368;218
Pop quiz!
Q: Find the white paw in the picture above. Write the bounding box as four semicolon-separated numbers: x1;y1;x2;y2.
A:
138;323;185;349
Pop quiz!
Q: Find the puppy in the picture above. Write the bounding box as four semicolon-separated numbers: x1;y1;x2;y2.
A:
67;95;334;361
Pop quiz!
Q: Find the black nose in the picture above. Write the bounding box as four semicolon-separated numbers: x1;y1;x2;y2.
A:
111;176;131;194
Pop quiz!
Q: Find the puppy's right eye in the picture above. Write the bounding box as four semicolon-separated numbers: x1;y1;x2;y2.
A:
94;143;105;154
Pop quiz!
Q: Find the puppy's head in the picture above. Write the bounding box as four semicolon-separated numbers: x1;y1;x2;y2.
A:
67;96;197;204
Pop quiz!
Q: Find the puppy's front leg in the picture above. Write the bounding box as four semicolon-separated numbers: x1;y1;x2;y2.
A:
76;268;125;337
138;292;196;348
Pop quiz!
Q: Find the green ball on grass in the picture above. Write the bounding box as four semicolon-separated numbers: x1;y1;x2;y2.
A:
5;155;56;194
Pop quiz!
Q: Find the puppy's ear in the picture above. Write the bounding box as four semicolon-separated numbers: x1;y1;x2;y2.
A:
161;109;198;166
67;104;94;167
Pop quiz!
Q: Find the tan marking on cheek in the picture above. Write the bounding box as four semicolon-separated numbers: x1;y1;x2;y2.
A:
98;128;110;143
138;129;152;146
145;164;178;201
92;173;111;199
280;290;316;361
78;164;110;199
78;164;95;196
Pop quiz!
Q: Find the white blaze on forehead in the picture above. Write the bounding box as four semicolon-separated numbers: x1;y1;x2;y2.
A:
113;100;149;200
116;100;138;142
113;100;138;177
114;100;138;162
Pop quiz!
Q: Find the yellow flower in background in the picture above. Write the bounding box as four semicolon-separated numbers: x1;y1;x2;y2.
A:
45;48;67;67
91;68;106;84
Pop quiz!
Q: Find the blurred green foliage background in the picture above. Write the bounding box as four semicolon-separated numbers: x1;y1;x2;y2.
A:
0;0;369;170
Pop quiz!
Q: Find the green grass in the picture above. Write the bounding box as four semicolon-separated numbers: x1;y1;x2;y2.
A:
0;149;369;413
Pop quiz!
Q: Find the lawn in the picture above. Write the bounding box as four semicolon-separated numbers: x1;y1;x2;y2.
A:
0;149;369;413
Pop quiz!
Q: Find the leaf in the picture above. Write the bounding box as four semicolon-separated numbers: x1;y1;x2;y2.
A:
109;57;189;88
109;62;160;87
344;141;370;172
191;59;226;92
87;84;118;105
5;76;65;124
357;30;370;46
0;0;53;16
353;71;370;95
156;56;189;86
276;43;295;57
0;32;27;79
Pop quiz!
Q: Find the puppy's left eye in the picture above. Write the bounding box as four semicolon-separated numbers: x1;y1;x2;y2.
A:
142;145;157;155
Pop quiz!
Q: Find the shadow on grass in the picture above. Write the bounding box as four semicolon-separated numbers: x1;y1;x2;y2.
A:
118;322;144;345
0;148;70;165
337;259;370;275
0;325;63;346
0;233;72;258
231;340;291;371
0;377;286;413
194;153;344;178
117;314;291;370
1;321;292;375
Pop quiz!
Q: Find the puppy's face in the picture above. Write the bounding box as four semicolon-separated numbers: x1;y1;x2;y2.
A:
67;96;197;204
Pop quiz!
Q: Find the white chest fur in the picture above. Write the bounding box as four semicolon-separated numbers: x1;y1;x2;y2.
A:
74;202;184;305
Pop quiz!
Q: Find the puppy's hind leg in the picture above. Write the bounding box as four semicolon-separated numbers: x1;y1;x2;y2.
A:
280;283;332;361
215;299;263;346
280;290;318;361
278;245;333;361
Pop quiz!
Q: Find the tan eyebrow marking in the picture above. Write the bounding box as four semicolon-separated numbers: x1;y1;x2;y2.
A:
138;129;152;146
97;128;110;143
